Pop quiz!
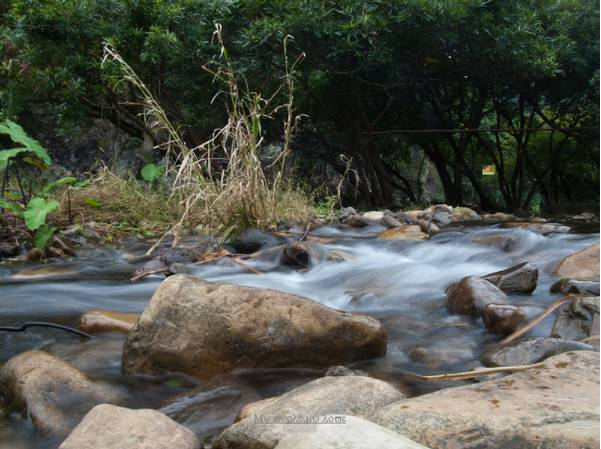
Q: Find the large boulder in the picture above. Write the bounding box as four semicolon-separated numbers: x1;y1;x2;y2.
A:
0;351;122;435
78;309;139;335
553;243;600;281
446;277;508;316
232;229;284;254
375;351;600;449
552;296;600;343
482;262;538;294
214;375;404;449
273;415;431;449
123;275;387;380
59;404;200;449
481;337;596;367
451;207;481;222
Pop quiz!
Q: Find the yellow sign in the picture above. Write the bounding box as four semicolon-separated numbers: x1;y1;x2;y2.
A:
482;165;496;175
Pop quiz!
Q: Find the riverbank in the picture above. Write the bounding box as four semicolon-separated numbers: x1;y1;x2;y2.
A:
0;210;598;448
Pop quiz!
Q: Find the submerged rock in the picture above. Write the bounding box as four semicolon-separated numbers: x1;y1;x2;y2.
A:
500;222;570;235
409;345;475;368
446;276;508;316
550;278;600;295
377;225;427;241
324;365;368;377
281;241;313;268
78;309;139;335
0;351;122;435
481;337;596;367
232;229;284;254
375;351;600;449
471;234;518;252
213;376;404;449
552;296;600;343
482;304;528;335
553;243;600;281
483;262;538;294
160;375;261;440
273;415;431;449
59;404;200;449
123;275;387;380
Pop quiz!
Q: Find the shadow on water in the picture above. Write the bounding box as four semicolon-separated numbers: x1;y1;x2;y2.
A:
0;223;598;448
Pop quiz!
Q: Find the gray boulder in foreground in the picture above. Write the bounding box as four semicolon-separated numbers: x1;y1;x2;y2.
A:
123;275;386;380
274;415;431;449
214;375;404;449
59;404;200;449
375;351;600;449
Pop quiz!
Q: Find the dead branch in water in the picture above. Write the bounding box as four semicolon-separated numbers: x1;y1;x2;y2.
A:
412;362;545;382
500;294;586;346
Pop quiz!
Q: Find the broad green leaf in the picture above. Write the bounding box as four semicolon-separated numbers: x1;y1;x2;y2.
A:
0;199;24;217
34;224;57;250
23;197;59;231
140;163;164;182
0;119;52;166
41;177;78;195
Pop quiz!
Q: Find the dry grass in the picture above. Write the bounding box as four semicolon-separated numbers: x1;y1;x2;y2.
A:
65;27;315;243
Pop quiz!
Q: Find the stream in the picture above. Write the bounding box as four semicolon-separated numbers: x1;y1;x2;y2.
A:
0;222;598;448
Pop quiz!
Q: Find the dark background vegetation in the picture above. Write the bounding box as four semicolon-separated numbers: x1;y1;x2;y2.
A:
0;0;599;212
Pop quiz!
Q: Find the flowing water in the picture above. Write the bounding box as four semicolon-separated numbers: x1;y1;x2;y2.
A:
0;222;598;448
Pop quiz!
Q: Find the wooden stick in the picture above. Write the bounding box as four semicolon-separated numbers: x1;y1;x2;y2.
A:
130;267;169;282
500;294;584;346
414;362;545;382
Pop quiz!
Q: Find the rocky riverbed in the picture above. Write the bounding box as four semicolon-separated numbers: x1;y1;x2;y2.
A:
0;206;599;449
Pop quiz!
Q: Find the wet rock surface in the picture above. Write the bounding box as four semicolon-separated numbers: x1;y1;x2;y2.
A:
59;404;200;449
0;351;123;435
232;229;285;254
482;262;538;294
553;243;600;281
551;278;600;295
446;276;508;316
375;351;600;449
481;337;596;367
123;275;387;379
482;304;527;335
78;309;139;334
552;296;600;343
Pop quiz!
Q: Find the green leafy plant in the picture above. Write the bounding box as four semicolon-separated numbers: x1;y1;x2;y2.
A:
140;163;164;182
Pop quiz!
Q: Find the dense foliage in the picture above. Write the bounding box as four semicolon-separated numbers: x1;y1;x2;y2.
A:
0;0;598;211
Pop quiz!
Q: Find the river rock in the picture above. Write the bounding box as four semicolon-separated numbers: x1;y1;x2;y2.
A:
409;345;475;368
482;262;538;294
0;351;122;435
550;278;600;295
471;234;517;252
281;241;313;268
381;215;403;228
451;207;481;221
481;212;516;222
482;304;527;335
122;275;387;380
431;211;453;225
232;229;284;254
273;415;431;449
553;243;600;281
213;375;404;449
552;296;600;343
363;211;385;221
59;404;200;449
378;225;427;241
500;222;570;235
481;337;596;367
11;265;78;280
446;276;508;316
375;351;600;449
78;309;139;335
